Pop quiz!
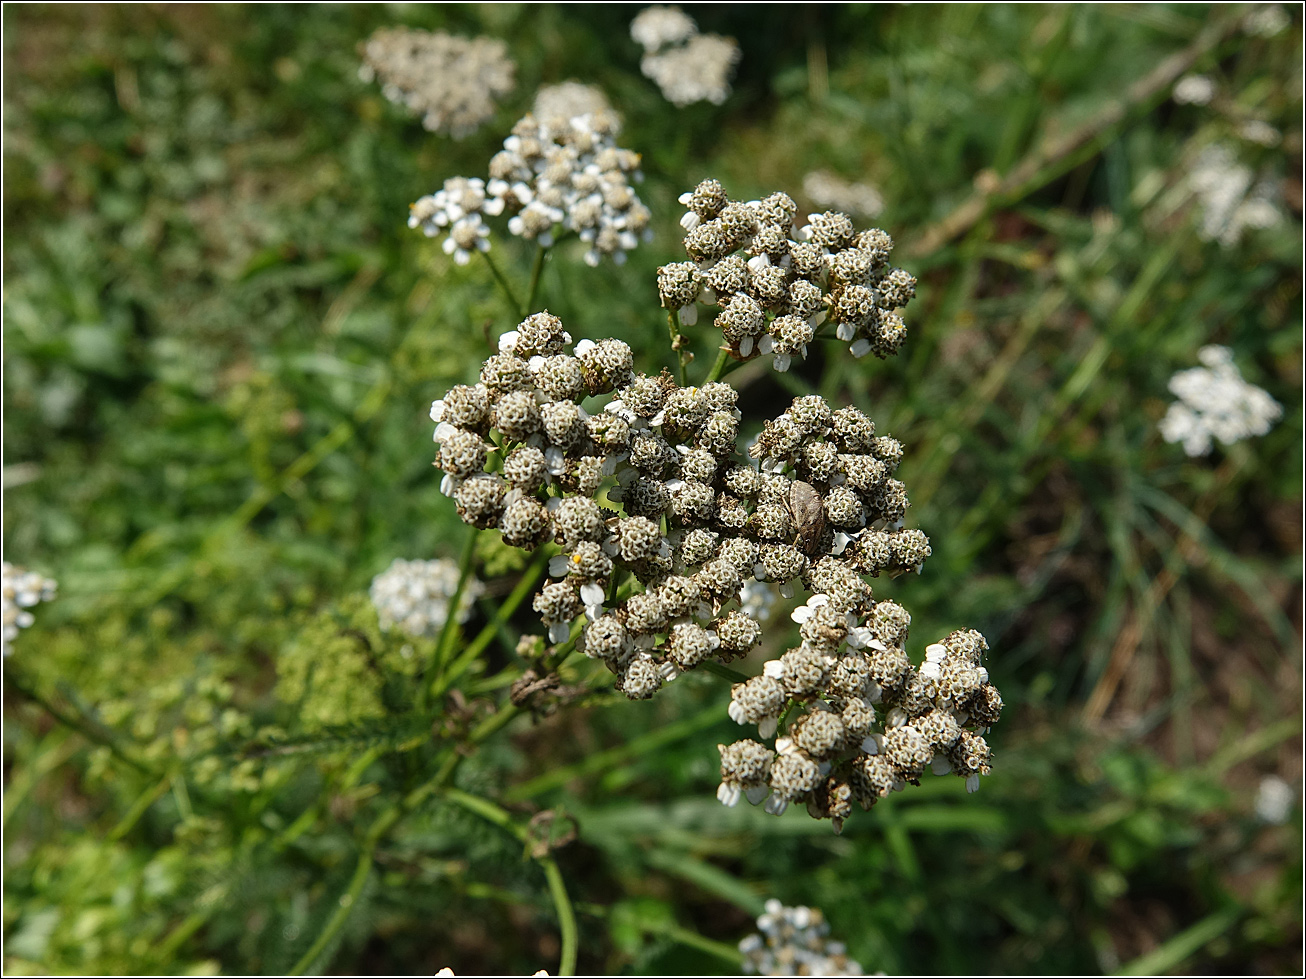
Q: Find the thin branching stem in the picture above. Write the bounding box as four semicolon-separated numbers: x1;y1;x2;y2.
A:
288;845;375;975
481;248;523;313
442;787;579;976
5;666;154;776
666;310;686;386
525;244;549;317
421;525;480;711
704;346;732;384
430;547;550;699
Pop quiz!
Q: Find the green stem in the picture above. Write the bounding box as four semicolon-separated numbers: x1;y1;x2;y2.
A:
703;346;732;384
700;660;750;684
4;666;153;776
443;788;579;977
525;244;548;317
420;526;480;711
428;547;550;701
481;249;522;315
108;773;174;841
287;708;522;975
666;311;686;386
288;846;375;975
542;859;580;976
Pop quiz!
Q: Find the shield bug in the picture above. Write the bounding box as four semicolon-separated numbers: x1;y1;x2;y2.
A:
787;479;827;557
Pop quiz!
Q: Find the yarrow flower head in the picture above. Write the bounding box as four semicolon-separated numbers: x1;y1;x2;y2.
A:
532;81;615;126
1172;74;1216;106
661;180;918;372
632;7;740;107
630;5;698;52
359;28;515;139
1187;143;1282;247
803;170;885;219
739;900;865;976
1159;345;1282;457
369;558;485;638
409;109;650;267
425;180;1001;831
2;562;56;657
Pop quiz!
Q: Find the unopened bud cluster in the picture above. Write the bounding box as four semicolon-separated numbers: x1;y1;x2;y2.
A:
359;28;514;139
2;562;57;657
739;900;864;977
409;109;650;267
631;6;740;107
369;558;485;638
659;180;917;371
721;617;1001;832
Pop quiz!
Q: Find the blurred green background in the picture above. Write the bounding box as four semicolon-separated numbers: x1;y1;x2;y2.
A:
3;3;1300;975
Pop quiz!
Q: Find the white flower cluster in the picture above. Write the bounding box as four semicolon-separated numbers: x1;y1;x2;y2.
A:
721;617;1001;830
426;196;1001;830
409;111;651;267
1188;143;1282;247
1172;74;1215;106
2;562;57;657
659;180;918;372
1254;775;1295;824
739;900;865;977
1159;345;1282;457
1244;3;1290;36
803;170;885;219
369;558;485;638
631;6;740;107
358;28;515;139
532;81;614;126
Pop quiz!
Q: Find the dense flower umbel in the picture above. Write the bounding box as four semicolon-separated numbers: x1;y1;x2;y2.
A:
369;558;485;638
739;900;864;977
632;7;740;107
409;109;650;267
1159;345;1282;456
428;180;1000;830
661;181;918;372
2;562;56;657
359;28;514;139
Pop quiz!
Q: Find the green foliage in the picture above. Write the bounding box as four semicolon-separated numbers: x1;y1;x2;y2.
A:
4;4;1301;976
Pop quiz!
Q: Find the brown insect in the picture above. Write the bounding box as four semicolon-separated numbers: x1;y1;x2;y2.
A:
787;479;828;557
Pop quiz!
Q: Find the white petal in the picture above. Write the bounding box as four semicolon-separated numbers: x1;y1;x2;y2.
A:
548;622;570;643
580;582;606;606
717;782;742;807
